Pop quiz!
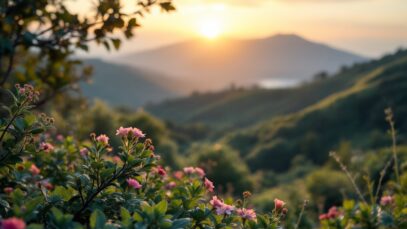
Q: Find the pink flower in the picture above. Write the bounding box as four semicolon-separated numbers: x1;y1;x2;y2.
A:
3;187;13;194
40;142;54;153
30;164;40;176
0;217;26;229
327;206;340;219
157;166;167;176
183;167;195;174
319;214;328;220
195;167;205;177
237;208;257;220
204;178;214;192
116;127;132;137
127;178;142;189
173;171;184;180
56;134;64;142
210;196;224;208
380;195;394;206
274;198;285;210
96;134;109;145
80;148;89;157
216;203;235;215
131;128;145;138
41;180;54;190
165;181;177;190
112;156;122;164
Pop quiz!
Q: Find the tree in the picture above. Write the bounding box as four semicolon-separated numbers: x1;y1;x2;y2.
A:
0;0;175;105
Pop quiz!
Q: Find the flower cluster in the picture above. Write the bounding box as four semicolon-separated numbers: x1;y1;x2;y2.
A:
319;206;341;220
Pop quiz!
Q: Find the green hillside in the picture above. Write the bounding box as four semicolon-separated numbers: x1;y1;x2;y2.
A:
223;49;407;172
146;50;403;128
81;59;179;108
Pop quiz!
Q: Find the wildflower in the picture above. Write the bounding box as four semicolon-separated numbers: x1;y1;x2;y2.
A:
56;134;64;142
96;134;109;145
157;166;167;176
3;187;13;194
0;217;26;229
116;127;132;137
327;206;340;219
183;167;195;174
216;203;235;215
131;127;145;138
319;214;328;220
40;142;54;153
30;164;40;176
173;171;183;180
210;196;224;208
195;167;205;177
112;156;122;164
80;148;88;157
243;191;252;199
274;198;285;210
165;181;177;190
127;178;142;189
237;208;257;221
380;195;394;206
149;145;155;151
204;178;214;192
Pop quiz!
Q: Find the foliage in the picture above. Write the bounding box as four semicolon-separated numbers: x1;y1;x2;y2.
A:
0;0;175;104
0;85;288;228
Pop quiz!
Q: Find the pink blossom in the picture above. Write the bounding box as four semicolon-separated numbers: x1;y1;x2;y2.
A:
237;208;257;220
41;181;54;190
3;187;13;194
319;214;328;220
96;134;109;145
80;148;89;157
380;195;394;206
40;142;54;153
112;156;122;164
0;217;26;229
327;206;340;219
210;196;224;208
204;178;214;192
116;127;132;137
173;171;184;180
157;166;167;176
165;181;177;190
274;198;285;210
56;134;64;142
131;128;145;138
183;167;195;174
216;203;235;215
127;178;142;189
30;164;40;176
195;167;205;177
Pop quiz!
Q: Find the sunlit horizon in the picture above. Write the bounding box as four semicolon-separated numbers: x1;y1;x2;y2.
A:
69;0;407;59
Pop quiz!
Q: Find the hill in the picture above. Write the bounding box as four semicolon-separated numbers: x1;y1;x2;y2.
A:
121;34;367;92
222;49;407;172
80;59;179;107
145;51;396;128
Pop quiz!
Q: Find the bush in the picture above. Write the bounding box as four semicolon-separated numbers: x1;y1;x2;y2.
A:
0;85;287;228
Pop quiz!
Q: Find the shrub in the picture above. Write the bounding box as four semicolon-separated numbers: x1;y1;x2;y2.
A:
0;85;287;228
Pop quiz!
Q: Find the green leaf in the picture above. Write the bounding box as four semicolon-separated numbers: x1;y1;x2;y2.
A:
171;218;192;229
90;209;106;229
111;39;121;50
120;207;131;226
155;200;168;216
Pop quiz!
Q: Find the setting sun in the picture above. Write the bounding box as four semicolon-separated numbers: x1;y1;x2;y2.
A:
199;19;222;39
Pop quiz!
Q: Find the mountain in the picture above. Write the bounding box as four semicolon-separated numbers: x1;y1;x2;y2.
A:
80;59;179;108
120;34;367;92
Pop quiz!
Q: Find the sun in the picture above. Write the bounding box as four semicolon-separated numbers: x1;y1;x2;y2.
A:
199;19;222;39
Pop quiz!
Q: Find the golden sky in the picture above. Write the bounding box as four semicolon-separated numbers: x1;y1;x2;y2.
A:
70;0;407;58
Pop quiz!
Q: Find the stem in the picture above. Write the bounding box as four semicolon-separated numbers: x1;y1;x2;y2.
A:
294;200;308;229
330;152;367;204
389;119;400;185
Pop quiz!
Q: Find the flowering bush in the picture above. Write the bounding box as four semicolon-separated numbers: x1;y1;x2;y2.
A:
0;85;288;228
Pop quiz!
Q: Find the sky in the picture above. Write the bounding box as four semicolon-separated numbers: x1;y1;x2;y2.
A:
70;0;407;58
